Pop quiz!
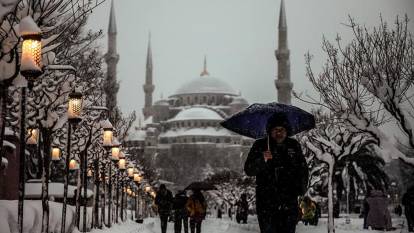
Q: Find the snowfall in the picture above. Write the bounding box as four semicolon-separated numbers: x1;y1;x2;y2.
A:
0;200;409;233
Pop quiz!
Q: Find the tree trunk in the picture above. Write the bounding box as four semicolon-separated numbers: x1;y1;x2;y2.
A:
115;171;119;223
120;180;124;221
0;86;8;171
101;165;106;227
61;124;72;233
82;151;88;232
108;161;112;227
94;159;100;228
328;163;335;233
41;129;51;233
17;87;27;233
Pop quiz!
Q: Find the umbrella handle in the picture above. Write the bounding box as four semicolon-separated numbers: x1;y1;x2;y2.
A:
267;136;270;151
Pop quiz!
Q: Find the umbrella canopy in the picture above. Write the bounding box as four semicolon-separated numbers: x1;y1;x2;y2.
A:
220;102;315;139
184;181;216;191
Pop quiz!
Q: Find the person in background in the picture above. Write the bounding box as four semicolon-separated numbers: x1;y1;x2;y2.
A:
173;190;189;233
186;189;207;233
366;189;393;231
155;184;174;233
300;196;316;226
236;193;249;224
402;186;414;232
228;204;233;221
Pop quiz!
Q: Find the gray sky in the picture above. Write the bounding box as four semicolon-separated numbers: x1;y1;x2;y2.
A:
86;0;414;119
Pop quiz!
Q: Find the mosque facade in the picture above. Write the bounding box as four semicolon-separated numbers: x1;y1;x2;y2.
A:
118;0;292;188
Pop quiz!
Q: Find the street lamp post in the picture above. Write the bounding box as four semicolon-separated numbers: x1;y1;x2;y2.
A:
18;15;43;233
116;157;126;223
101;120;113;227
61;90;83;233
107;137;120;227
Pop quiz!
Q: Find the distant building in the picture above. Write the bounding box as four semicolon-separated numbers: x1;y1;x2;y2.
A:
124;0;293;188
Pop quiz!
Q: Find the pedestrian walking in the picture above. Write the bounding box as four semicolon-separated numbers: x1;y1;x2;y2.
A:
173;190;189;233
186;190;207;233
366;189;393;231
244;114;309;233
155;184;173;233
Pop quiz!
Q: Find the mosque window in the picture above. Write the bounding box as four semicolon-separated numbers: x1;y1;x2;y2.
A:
203;96;207;103
216;138;220;143
187;96;190;104
225;138;230;143
192;137;196;142
195;96;198;104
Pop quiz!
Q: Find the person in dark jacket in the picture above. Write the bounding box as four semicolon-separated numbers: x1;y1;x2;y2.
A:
173;190;189;233
366;190;392;231
186;190;207;233
403;186;414;232
155;184;174;233
244;114;309;233
236;193;249;224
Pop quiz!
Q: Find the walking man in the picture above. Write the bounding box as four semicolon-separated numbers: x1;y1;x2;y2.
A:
244;114;308;233
155;184;173;233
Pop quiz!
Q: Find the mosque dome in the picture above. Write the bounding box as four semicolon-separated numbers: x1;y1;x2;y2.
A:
172;75;238;96
168;107;223;122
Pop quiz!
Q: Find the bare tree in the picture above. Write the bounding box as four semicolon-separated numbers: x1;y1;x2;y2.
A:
301;15;414;167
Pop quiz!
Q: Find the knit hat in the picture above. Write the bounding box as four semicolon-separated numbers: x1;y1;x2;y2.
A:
266;113;291;134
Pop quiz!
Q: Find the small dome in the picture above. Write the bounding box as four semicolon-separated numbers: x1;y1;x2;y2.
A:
171;76;238;96
169;107;223;121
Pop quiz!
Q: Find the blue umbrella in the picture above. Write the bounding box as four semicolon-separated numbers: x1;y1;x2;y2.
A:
220;102;315;139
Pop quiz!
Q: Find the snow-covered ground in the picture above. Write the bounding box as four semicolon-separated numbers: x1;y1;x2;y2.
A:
91;215;408;233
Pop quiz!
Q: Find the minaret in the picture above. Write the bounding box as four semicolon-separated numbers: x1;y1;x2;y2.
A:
275;0;293;105
143;33;154;119
200;55;209;77
104;0;120;120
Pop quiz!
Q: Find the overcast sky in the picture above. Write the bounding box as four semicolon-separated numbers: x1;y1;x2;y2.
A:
86;0;414;120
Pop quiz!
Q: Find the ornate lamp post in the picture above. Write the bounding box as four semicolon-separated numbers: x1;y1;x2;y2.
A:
61;90;83;233
18;15;43;233
101;120;113;227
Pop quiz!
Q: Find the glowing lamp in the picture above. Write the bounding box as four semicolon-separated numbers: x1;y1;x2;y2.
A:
19;16;43;81
134;174;142;183
101;119;113;149
127;167;134;178
67;91;83;124
51;147;61;161
145;186;151;193
69;159;78;171
87;169;93;178
111;146;120;161
118;159;126;170
27;128;39;145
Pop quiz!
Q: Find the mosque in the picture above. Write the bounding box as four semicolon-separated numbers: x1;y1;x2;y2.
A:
104;0;293;188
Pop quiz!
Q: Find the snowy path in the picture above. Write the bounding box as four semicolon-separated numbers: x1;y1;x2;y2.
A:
90;216;408;233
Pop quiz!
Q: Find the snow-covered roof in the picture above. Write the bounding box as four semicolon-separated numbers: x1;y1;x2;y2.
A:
143;116;153;126
154;99;170;106
171;75;238;96
169;107;223;122
126;127;147;141
25;181;93;198
159;127;233;138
